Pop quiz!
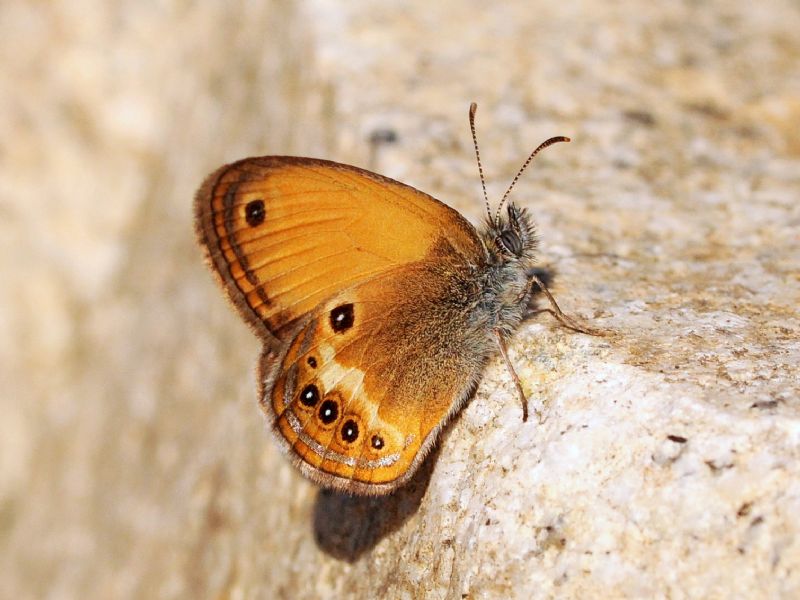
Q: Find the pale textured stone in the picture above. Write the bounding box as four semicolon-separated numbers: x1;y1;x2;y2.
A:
1;1;798;599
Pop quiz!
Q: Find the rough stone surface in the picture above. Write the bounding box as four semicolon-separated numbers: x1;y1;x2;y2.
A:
1;1;798;598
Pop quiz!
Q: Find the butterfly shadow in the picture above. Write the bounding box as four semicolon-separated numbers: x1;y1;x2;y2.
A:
520;266;551;314
527;266;554;288
312;444;441;562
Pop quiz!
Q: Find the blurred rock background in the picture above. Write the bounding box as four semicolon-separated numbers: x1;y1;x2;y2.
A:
1;1;798;598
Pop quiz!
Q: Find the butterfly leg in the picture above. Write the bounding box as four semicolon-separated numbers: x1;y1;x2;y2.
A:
494;330;535;423
524;273;602;336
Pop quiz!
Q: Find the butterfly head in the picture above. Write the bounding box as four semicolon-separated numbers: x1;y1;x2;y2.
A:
485;202;537;262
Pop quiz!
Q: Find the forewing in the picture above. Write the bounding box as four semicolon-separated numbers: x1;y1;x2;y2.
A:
194;156;483;343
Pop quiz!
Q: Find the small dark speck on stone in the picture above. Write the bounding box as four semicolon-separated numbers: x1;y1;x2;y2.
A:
751;400;779;410
368;128;399;146
667;434;688;444
705;459;734;472
623;109;657;126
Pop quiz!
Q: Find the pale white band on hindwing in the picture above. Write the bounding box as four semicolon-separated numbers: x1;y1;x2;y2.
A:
284;410;401;469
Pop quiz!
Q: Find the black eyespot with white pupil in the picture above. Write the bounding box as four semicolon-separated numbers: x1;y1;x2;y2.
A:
319;399;339;424
244;199;265;227
341;419;359;443
330;303;354;333
299;384;319;407
371;435;384;450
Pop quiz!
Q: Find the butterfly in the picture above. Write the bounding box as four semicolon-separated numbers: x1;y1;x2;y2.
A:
194;103;593;496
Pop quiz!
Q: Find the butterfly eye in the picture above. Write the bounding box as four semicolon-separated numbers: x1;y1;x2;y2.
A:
330;303;355;333
341;419;359;443
299;384;319;407
244;199;266;227
497;230;523;256
318;399;339;424
306;356;317;368
371;435;385;450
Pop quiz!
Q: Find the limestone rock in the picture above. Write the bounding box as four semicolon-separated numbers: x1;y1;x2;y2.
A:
1;1;798;598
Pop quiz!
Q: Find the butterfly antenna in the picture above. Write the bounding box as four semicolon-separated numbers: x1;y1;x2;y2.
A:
494;135;571;224
469;102;493;223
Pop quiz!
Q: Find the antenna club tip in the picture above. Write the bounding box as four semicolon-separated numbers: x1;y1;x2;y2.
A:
469;102;478;115
563;136;571;143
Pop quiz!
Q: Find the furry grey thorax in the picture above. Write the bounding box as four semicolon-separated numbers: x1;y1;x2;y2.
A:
473;202;538;339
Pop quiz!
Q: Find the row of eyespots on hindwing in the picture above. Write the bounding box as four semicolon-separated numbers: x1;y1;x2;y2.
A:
294;381;386;452
295;302;385;451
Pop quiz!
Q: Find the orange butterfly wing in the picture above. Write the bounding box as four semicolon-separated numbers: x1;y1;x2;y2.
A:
262;251;491;494
195;157;482;343
195;157;488;494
